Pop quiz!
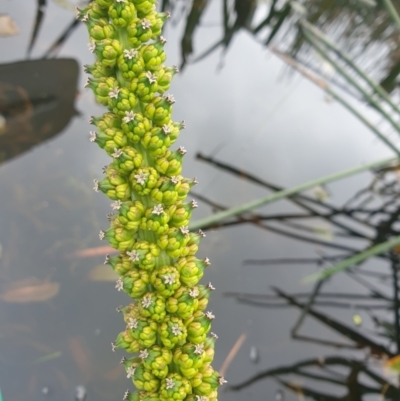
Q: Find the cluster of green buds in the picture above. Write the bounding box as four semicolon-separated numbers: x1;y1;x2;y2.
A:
78;1;226;400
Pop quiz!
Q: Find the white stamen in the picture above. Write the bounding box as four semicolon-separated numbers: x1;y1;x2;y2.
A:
163;274;175;285
141;18;151;29
204;257;211;266
219;377;228;385
127;250;140;262
124;48;138;59
126;366;135;378
152;204;164;215
198;229;206;237
134;171;148;185
210;332;218;339
165;94;175;104
180;226;189;235
194;343;204;355
88;41;96;53
89;131;97;142
111;200;122;210
178;146;187;155
205;311;215;320
115;278;123;291
191;199;198;208
108;87;120;99
159;36;167;45
139;349;149;360
207;282;215;290
112;148;123;158
127;318;138;329
123;110;135;123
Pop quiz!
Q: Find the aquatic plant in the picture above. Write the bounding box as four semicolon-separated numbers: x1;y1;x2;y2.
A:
77;1;225;400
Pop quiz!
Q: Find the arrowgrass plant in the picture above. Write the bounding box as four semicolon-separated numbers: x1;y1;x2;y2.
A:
77;1;225;400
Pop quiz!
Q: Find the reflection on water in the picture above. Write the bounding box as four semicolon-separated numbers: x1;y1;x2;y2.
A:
1;1;400;401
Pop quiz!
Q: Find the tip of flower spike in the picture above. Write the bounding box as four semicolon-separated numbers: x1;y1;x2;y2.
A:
178;146;187;155
166;11;171;19
83;64;89;73
173;65;179;73
181;120;186;129
180;226;189;236
162;124;171;134
204;258;211;266
111;342;116;352
89;116;95;124
210;332;218;339
205;311;215;320
198;229;206;237
88;41;96;53
116;305;124;313
219;377;228;385
191;199;198;208
123;390;130;401
159;36;167;45
120;357;127;364
99;230;105;240
193;177;199;185
93;179;99;192
84;77;91;88
107;213;114;221
104;254;110;265
89;131;97;142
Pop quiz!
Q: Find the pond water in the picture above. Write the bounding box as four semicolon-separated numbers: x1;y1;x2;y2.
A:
0;1;399;400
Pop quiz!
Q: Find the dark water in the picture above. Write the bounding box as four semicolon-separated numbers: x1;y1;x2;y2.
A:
1;1;399;400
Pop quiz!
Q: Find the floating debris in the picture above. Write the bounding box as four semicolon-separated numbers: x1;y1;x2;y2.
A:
353;313;362;327
275;389;284;401
249;346;259;363
0;278;59;303
41;387;49;395
68;245;117;259
0;15;18;37
74;385;87;401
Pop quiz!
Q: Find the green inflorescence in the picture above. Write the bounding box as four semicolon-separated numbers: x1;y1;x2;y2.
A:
78;1;226;400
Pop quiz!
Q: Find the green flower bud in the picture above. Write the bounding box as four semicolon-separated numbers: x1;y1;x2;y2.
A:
96;175;131;200
130;241;160;271
95;0;113;8
114;329;140;353
203;334;217;365
111;146;143;174
151;265;180;297
90;112;121;131
117;268;149;299
151;176;179;206
166;286;199;320
180;230;205;258
121;303;140;324
175;256;210;287
156;66;178;94
140;204;170;235
127;18;154;47
130;167;159;196
169;202;197;228
133;363;160;393
186;311;214;344
148;12;170;39
84;61;115;78
144;94;174;126
117;50;145;80
133;71;159;103
108;87;138;116
159;373;191;401
142;123;180;158
192;365;222;396
94;39;123;68
86;2;109;19
141;345;172;378
158;316;187;349
125;391;159;401
121;356;142;380
130;317;158;348
108;1;137;27
176;175;197;202
139;292;166;322
103;226;135;251
157;227;190;258
196;283;215;312
140;37;167;71
117;200;145;231
173;343;205;379
106;253;132;275
86;75;118;105
121;111;152;143
133;0;156;16
88;17;116;40
154;148;185;177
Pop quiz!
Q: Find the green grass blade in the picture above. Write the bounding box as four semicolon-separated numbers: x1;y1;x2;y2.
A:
383;0;400;31
304;235;400;282
189;156;398;230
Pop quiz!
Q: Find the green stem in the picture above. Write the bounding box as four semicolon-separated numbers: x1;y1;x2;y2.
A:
189;156;398;230
302;27;400;146
383;0;400;32
303;235;400;282
299;19;400;116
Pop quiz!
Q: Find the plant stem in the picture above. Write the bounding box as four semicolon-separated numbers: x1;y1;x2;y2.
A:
189;156;398;230
383;0;400;32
